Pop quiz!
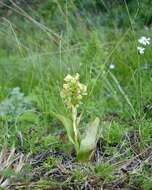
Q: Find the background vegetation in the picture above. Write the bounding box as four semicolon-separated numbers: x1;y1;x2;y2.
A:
0;0;152;189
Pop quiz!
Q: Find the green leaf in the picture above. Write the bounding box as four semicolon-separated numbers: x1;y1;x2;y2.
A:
55;114;75;145
77;117;100;161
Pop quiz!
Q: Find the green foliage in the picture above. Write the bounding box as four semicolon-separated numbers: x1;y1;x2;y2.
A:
57;112;100;161
77;117;100;161
42;135;59;149
55;114;75;146
71;168;87;182
0;0;152;188
43;156;62;170
18;111;39;123
139;121;152;146
0;168;16;178
95;162;114;180
143;178;152;190
103;122;126;145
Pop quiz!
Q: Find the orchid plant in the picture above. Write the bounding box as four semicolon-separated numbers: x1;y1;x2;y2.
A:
56;73;100;161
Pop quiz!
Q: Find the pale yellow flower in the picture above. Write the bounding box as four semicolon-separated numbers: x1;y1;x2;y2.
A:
64;74;74;82
63;84;69;90
60;73;87;109
75;73;80;81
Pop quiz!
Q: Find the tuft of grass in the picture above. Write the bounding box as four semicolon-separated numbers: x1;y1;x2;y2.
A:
95;162;114;181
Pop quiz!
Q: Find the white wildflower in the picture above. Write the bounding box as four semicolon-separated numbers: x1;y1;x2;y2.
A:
138;36;150;46
137;46;145;54
109;64;115;69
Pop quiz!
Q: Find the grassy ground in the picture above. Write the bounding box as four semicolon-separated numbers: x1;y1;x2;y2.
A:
0;1;152;189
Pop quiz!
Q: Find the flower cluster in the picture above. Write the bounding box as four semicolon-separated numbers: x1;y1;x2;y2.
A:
60;73;87;109
138;36;150;46
137;36;150;54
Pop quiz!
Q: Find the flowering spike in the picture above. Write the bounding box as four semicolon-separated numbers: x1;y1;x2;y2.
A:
60;73;87;109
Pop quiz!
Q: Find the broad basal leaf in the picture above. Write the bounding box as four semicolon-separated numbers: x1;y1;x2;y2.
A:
77;117;100;161
55;114;75;145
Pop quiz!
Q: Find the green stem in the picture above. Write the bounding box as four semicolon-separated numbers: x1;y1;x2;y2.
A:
72;106;79;152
